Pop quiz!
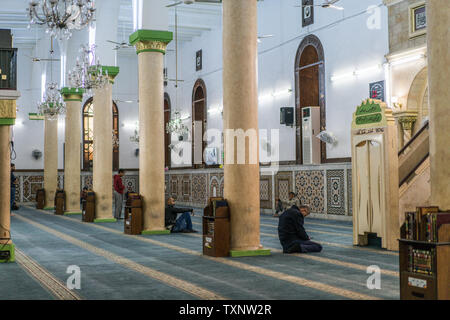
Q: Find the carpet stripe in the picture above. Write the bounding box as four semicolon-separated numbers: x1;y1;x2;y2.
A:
15;214;226;300
15;248;82;300
259;217;353;230
28;209;382;300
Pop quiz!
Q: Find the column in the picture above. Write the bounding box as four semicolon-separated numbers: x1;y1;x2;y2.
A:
92;69;119;223
129;1;172;234
61;88;84;214
0;90;20;263
427;0;450;210
222;0;270;257
43;116;58;209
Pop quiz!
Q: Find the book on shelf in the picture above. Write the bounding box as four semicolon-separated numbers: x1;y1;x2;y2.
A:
407;246;435;275
404;206;439;241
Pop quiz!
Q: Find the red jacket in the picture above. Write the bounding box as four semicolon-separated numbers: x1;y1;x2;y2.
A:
114;175;125;194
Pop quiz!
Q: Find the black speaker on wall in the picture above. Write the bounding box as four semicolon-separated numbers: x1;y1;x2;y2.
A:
280;107;294;126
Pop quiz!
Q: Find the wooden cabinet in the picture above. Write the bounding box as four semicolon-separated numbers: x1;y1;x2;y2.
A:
203;197;230;257
399;210;450;300
54;190;65;215
36;189;45;209
82;191;95;222
124;193;143;235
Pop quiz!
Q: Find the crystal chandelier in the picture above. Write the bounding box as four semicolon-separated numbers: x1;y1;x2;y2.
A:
68;44;109;94
37;38;65;121
166;110;190;136
38;83;66;120
27;0;95;39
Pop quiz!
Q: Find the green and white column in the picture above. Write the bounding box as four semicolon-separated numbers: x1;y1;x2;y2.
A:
0;90;20;263
61;88;84;215
129;1;172;234
92;67;119;223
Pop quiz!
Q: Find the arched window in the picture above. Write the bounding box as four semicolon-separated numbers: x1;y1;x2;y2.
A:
294;34;326;163
164;92;171;168
192;79;207;168
82;97;119;171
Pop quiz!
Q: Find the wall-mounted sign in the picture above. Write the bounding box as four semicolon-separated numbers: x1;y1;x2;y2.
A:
196;50;202;71
409;2;426;38
302;0;314;27
369;81;385;102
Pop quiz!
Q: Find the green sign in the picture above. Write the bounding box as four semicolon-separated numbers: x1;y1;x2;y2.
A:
355;101;382;116
355;113;382;125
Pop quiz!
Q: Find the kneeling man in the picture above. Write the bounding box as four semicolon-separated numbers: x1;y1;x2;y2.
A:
278;205;322;253
165;197;197;233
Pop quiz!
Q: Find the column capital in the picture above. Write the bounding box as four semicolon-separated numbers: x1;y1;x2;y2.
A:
129;29;173;55
89;66;120;84
0;100;17;126
61;87;85;102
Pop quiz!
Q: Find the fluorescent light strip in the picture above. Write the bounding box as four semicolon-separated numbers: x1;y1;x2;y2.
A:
331;64;383;82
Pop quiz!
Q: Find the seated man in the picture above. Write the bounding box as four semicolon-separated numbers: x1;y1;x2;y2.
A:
165;197;197;233
278;205;322;253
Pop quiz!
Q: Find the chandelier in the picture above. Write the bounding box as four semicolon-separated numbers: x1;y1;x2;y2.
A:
38;83;66;120
27;0;95;39
166;110;190;137
37;38;65;121
68;44;109;94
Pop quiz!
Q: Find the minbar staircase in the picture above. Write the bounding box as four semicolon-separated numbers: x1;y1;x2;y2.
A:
398;121;431;224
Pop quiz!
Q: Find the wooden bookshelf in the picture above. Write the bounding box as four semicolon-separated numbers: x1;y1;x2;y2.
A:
202;197;230;257
399;209;450;300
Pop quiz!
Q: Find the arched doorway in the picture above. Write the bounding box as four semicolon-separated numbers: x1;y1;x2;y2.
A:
406;66;429;134
294;34;326;164
192;79;207;168
82;98;119;171
164;92;171;168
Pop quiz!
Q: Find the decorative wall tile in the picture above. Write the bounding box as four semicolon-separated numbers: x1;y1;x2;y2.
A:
21;175;44;202
210;174;224;198
326;169;345;215
347;169;353;216
123;175;138;194
275;172;293;202
295;170;325;213
182;174;191;202
192;174;207;204
170;175;180;200
165;175;170;198
260;175;272;209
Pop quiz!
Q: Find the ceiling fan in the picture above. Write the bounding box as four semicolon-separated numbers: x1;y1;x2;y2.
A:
25;54;60;62
107;40;133;51
257;34;273;43
167;0;222;7
296;0;344;10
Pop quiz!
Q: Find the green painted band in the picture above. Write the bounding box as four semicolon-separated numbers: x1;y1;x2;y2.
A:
141;230;171;235
94;218;117;223
60;87;85;95
0;243;15;263
64;212;82;216
229;249;271;258
63;99;83;102
355;113;382;125
129;29;173;45
136;49;166;55
0;119;15;126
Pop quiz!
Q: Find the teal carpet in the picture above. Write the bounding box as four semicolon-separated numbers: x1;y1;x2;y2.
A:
4;206;399;300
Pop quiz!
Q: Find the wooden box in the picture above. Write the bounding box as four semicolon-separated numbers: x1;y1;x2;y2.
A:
36;189;45;209
124;193;143;235
202;197;230;257
82;191;95;223
54;190;65;215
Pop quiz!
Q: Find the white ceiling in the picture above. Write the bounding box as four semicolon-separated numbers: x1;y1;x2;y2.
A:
0;0;222;46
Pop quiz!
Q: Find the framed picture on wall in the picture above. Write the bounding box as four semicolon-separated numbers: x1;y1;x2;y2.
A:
302;0;314;28
369;81;385;102
409;2;426;38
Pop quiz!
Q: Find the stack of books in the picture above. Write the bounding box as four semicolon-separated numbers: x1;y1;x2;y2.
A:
408;247;435;275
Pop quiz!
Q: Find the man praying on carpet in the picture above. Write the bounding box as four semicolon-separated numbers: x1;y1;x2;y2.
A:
278;205;322;253
165;197;197;233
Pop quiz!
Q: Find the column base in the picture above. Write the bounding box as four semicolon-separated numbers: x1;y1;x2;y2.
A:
141;230;171;235
43;207;55;211
64;211;82;216
94;218;117;223
0;243;15;263
229;248;271;258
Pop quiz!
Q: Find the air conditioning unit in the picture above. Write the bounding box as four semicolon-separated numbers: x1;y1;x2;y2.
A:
302;106;321;164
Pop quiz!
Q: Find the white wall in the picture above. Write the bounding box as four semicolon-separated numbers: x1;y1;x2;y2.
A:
11;0;390;170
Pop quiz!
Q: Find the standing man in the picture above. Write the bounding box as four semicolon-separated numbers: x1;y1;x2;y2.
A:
10;163;18;213
278;205;322;253
113;169;126;219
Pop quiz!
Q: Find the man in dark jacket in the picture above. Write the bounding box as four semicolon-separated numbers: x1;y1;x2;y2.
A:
278;205;322;253
165;197;197;233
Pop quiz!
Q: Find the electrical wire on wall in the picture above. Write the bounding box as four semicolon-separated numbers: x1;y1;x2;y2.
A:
10;126;16;161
